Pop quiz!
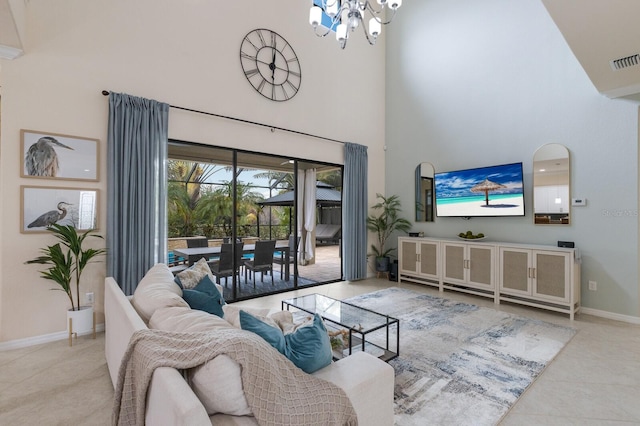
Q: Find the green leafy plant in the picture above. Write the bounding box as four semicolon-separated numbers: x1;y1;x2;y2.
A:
367;193;412;259
25;224;106;311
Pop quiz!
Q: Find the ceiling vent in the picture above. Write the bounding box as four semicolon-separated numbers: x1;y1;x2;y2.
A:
610;54;640;71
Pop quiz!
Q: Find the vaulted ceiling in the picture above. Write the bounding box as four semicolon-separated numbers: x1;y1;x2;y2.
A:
541;0;640;99
0;0;24;59
2;1;640;100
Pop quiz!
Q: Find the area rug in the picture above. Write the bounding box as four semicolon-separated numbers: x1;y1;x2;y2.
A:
344;288;576;426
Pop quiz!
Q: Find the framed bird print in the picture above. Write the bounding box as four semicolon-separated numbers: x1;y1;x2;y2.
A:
21;186;99;233
20;130;99;181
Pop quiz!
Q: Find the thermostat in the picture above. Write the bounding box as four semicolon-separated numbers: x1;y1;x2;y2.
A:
571;198;587;206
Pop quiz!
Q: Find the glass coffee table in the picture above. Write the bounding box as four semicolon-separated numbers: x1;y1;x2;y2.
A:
282;293;399;362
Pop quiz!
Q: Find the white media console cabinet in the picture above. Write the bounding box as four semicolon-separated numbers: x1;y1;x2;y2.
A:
398;236;581;319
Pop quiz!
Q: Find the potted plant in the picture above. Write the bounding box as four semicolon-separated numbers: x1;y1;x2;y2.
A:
367;193;412;272
25;224;106;338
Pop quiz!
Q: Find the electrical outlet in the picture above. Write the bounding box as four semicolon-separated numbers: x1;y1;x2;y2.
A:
588;281;597;291
85;292;94;304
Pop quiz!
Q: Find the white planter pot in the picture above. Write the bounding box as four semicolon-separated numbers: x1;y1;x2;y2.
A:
67;306;94;335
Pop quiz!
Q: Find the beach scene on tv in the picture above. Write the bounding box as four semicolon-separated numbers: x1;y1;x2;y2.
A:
435;163;525;217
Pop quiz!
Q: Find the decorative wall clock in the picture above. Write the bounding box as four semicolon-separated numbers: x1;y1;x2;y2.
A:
240;29;301;102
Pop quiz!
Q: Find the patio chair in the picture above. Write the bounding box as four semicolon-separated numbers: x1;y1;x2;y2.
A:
273;235;298;281
315;224;341;245
187;237;209;248
186;237;211;265
210;242;244;287
223;237;243;243
244;240;276;288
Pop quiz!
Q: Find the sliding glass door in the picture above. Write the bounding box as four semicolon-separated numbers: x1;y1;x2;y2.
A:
167;141;342;302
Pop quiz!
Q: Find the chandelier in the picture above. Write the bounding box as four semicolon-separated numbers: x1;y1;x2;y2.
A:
309;0;402;49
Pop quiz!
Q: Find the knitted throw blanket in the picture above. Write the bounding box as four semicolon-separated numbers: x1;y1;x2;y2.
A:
112;328;357;426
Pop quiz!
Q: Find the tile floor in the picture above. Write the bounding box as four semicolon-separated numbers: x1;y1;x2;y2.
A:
0;277;638;425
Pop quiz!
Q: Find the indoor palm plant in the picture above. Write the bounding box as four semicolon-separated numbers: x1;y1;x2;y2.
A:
25;224;106;335
367;193;412;272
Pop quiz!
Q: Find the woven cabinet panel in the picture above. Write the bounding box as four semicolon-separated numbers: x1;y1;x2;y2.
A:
420;243;437;276
469;247;492;285
535;253;566;299
502;250;529;292
445;245;465;281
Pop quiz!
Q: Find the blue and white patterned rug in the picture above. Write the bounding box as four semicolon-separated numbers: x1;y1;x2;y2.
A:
344;288;576;426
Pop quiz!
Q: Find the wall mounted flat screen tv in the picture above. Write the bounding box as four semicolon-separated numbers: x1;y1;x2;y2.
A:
435;162;525;217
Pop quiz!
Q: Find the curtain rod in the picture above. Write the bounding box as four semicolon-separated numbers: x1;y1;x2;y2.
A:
101;90;346;145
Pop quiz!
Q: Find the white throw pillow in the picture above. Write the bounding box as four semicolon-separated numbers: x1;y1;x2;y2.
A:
222;305;271;328
190;355;252;416
269;310;299;334
175;258;215;289
131;264;188;322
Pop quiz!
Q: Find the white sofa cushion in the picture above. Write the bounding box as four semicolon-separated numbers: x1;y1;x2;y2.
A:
149;305;252;416
149;306;233;332
131;263;188;322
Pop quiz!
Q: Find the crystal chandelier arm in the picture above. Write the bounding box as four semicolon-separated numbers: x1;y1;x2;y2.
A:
363;0;386;16
360;19;378;46
364;1;399;25
310;2;349;39
312;22;337;38
310;6;333;38
308;0;400;49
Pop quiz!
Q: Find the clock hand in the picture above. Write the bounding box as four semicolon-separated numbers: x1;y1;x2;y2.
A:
271;49;277;81
254;57;290;74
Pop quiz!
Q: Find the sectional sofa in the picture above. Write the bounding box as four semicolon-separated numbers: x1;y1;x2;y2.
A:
104;263;395;425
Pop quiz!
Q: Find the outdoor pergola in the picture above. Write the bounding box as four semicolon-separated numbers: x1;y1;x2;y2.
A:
258;181;342;235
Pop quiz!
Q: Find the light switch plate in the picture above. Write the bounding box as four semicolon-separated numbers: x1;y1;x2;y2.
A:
571;198;587;206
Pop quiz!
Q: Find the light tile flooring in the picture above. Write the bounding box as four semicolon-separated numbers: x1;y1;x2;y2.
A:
295;244;342;283
1;278;638;425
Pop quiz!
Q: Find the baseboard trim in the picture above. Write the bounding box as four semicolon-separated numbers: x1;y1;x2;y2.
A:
580;307;640;325
0;323;105;352
2;307;638;350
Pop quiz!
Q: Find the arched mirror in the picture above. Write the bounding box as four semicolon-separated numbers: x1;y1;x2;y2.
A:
415;162;435;222
533;144;570;225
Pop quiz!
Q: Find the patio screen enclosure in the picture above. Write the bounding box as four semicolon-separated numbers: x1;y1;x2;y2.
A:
167;141;342;301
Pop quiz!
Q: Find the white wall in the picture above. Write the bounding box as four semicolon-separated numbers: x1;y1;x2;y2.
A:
385;0;639;317
0;0;386;342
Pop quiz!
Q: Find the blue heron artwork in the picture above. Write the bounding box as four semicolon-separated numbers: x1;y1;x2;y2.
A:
27;202;72;228
24;136;74;177
21;186;98;233
21;130;99;181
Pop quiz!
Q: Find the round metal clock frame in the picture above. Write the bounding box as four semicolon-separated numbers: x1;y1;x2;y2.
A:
239;29;302;102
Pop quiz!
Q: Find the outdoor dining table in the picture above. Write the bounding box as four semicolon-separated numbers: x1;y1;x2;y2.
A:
173;241;291;281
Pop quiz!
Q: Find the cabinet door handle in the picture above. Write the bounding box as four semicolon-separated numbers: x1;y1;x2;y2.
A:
532;267;536;279
416;253;420;262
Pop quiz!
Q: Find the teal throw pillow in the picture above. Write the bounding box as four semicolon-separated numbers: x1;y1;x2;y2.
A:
239;310;286;353
239;311;332;374
284;314;332;373
181;274;225;318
